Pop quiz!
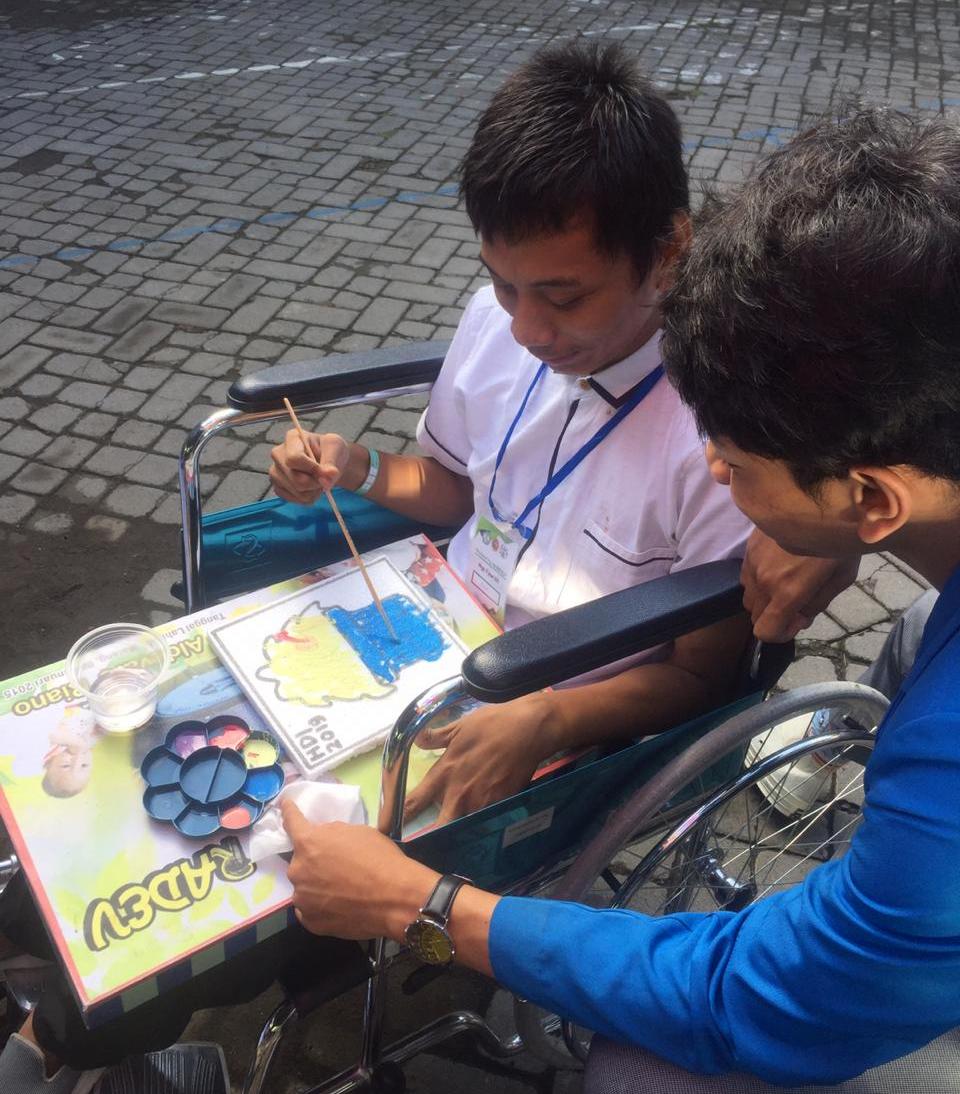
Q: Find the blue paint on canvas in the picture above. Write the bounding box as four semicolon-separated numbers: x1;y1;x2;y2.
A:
327;594;448;684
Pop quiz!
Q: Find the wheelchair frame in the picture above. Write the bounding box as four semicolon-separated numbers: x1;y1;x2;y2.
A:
176;344;886;1093
179;340;451;614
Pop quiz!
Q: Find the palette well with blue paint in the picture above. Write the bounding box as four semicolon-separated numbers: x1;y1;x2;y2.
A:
140;716;285;837
209;557;471;778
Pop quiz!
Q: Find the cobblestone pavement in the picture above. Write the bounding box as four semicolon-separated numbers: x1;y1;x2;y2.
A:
0;0;952;1088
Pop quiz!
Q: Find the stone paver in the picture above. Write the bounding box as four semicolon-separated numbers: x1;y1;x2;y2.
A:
825;585;889;632
84;513;128;541
28;510;72;534
0;492;36;524
0;0;949;1089
102;482;164;517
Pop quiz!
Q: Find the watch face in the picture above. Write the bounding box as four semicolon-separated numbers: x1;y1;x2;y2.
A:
405;919;455;965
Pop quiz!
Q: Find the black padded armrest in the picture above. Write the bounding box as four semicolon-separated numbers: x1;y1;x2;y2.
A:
461;560;744;703
227;340;451;412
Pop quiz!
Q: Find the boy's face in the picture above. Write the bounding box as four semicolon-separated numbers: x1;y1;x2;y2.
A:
46;746;92;796
480;214;669;376
706;438;867;559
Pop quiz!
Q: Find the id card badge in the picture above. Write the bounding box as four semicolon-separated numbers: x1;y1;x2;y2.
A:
468;515;522;622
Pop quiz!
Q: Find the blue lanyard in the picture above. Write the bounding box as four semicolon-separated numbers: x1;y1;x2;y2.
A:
489;362;665;539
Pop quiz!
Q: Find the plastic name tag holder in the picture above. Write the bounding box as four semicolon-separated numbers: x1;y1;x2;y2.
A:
140;715;285;838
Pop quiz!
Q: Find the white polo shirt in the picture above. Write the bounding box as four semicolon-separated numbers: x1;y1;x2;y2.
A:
416;286;751;672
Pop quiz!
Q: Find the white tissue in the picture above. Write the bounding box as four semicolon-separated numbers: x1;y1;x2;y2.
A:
239;780;367;862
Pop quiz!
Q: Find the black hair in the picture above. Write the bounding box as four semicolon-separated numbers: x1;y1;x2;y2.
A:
663;105;960;489
461;39;689;279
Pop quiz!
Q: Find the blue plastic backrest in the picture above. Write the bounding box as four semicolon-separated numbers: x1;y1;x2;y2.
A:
198;491;460;604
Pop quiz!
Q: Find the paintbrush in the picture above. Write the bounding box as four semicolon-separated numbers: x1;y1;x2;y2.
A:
283;396;399;642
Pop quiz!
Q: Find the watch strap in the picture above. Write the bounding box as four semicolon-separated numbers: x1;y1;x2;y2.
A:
421;873;471;926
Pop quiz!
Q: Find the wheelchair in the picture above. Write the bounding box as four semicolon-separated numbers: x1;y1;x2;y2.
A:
178;341;891;1093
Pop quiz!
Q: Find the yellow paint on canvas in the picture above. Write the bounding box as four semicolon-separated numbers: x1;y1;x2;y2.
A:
258;606;392;707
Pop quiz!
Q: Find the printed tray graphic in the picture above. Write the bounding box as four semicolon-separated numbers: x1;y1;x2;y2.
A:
140;716;284;837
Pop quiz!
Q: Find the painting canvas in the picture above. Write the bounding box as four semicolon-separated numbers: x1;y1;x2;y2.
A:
209;557;469;776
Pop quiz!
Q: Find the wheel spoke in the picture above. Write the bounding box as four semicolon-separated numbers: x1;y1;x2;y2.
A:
599;733;872;918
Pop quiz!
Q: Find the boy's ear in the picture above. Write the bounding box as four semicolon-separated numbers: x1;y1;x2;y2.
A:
655;212;693;291
849;467;912;545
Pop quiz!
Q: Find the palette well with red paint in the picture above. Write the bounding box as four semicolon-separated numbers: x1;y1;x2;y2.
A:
140;716;285;837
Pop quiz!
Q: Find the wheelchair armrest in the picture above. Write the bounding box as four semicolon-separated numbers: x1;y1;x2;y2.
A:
226;339;451;412
461;560;745;703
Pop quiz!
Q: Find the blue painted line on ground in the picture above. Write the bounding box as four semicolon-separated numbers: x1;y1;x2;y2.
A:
304;206;344;220
351;196;389;211
0;182;462;272
11;102;954;275
0;127;838;271
258;211;298;225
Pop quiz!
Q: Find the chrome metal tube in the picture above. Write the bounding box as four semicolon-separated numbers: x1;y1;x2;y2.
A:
348;676;471;1079
178;382;434;613
358;937;388;1073
180;406;248;612
300;1066;371;1094
382;1009;525;1062
301;1010;525;1094
241;998;299;1094
378;675;470;838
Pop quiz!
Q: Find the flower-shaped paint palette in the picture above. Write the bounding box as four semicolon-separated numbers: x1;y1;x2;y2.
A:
140;716;285;837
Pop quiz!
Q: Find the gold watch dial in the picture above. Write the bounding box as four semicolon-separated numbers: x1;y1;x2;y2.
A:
405;919;455;965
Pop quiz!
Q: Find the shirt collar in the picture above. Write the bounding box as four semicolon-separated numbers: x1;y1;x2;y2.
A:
581;330;663;408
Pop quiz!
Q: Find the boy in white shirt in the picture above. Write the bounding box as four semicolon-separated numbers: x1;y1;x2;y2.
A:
270;41;752;823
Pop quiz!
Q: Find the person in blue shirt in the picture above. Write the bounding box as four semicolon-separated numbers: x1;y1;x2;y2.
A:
280;104;960;1085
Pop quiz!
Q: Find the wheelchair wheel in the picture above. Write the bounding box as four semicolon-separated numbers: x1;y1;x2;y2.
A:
591;729;873;917
514;682;888;1068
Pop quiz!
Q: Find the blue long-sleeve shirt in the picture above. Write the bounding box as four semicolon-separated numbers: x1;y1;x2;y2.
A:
490;565;960;1084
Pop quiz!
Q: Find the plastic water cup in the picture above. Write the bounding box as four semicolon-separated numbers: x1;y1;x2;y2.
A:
66;624;169;733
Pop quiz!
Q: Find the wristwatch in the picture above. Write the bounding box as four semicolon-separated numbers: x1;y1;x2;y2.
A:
404;873;472;965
